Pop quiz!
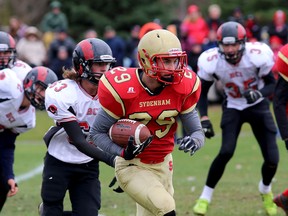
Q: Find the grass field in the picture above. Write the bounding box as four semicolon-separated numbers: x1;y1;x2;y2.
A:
1;104;288;216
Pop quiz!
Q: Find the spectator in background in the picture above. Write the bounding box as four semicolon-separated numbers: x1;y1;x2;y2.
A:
16;26;46;67
245;14;262;41
125;25;140;67
47;28;76;67
187;43;202;72
40;0;68;49
202;29;218;51
103;26;126;67
83;29;98;39
268;10;288;45
138;21;162;39
167;19;182;39
48;46;72;80
180;4;209;52
228;7;245;26
8;16;27;43
206;4;223;32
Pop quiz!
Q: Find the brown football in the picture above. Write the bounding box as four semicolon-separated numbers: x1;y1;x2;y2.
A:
108;119;151;148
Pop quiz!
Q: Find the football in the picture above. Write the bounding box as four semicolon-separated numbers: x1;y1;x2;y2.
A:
109;119;151;148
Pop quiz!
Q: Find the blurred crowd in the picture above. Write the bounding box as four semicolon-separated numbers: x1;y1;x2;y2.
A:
2;2;288;98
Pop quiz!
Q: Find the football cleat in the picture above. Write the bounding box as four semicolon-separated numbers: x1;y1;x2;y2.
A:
261;192;277;215
193;198;209;215
273;193;288;216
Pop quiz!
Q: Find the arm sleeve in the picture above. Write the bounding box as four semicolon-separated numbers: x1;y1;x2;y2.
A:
60;121;115;167
197;79;214;117
0;131;16;181
259;72;276;97
1;148;14;181
273;76;288;140
90;108;124;156
179;109;205;148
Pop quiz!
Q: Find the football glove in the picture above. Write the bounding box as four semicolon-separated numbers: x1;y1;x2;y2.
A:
177;136;200;156
109;176;124;193
121;135;153;160
201;119;215;138
243;89;262;104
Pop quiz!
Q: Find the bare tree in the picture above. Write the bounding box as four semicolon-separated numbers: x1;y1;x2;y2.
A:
10;0;49;25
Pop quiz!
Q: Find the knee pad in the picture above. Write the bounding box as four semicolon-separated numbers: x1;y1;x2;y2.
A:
164;210;176;216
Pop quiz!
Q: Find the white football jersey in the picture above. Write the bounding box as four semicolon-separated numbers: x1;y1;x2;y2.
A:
45;79;101;164
11;59;32;81
0;68;35;133
197;42;274;110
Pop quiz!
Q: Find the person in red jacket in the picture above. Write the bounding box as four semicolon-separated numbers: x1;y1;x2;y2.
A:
180;4;209;52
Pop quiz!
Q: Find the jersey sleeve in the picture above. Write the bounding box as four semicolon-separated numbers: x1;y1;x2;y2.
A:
0;69;23;99
246;42;275;77
98;67;136;119
45;80;78;123
180;71;202;114
11;60;32;82
197;47;219;81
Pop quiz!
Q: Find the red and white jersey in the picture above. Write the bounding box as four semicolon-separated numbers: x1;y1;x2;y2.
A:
11;59;32;81
198;42;274;110
45;79;101;164
0;68;35;133
98;67;201;163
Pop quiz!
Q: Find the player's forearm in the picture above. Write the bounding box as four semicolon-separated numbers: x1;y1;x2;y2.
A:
259;72;276;97
0;148;15;181
180;110;205;148
61;121;115;167
197;79;213;117
90;108;123;156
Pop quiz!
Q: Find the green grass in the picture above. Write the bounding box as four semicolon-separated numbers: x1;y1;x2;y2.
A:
2;105;288;216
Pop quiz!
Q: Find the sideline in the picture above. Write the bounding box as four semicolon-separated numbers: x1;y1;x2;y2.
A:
15;164;43;183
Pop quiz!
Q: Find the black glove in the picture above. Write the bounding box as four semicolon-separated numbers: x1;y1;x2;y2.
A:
109;176;124;193
177;136;200;156
243;89;262;104
285;140;288;151
201;119;215;138
121;135;153;160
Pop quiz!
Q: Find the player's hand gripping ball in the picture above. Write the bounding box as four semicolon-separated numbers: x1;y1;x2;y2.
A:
109;119;151;148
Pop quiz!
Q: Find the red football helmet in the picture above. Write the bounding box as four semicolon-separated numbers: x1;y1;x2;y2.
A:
0;31;16;69
72;38;116;84
216;21;247;64
23;66;58;110
137;29;187;85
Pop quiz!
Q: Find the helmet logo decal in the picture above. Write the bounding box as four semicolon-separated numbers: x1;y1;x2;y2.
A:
48;104;58;115
0;44;9;50
222;37;236;44
37;66;48;82
81;40;94;60
0;71;5;80
168;48;181;52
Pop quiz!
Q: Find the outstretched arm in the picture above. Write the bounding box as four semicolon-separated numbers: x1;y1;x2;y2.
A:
61;121;115;167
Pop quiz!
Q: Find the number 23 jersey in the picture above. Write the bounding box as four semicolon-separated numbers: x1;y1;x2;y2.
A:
98;67;201;163
45;79;100;163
